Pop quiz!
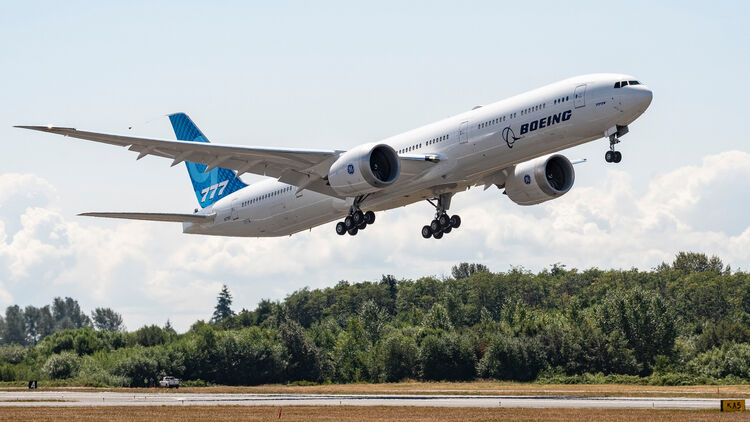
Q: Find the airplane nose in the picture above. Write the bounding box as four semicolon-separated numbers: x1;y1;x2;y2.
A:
635;87;653;111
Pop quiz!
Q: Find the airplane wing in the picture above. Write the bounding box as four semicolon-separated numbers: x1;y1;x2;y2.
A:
79;212;215;223
16;126;441;198
15;126;345;198
398;153;442;177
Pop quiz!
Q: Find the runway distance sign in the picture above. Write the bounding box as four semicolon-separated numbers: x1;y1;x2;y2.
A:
721;399;745;412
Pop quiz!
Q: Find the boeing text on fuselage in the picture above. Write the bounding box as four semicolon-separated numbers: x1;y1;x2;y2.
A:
519;109;572;135
16;74;653;240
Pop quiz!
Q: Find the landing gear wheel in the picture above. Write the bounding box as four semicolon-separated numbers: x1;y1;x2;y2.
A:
364;211;375;224
335;222;347;235
605;150;614;163
344;215;354;229
424;193;458;240
613;151;622;163
357;222;367;230
352;210;364;225
348;227;358;236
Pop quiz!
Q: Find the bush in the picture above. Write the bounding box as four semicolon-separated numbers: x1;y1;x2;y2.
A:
688;342;750;379
131;325;170;347
76;355;128;387
0;345;27;364
40;332;75;355
73;329;105;355
381;333;418;382
478;335;546;381
0;363;16;381
113;350;159;386
280;320;326;382
596;289;676;373
42;352;80;379
419;333;476;381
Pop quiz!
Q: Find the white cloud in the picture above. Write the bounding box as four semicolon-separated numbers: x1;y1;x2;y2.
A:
0;151;749;332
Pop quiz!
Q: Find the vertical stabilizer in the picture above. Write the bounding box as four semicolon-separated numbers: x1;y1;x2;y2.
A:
168;113;247;208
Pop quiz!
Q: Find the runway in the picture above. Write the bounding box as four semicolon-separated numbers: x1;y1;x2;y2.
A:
0;391;726;409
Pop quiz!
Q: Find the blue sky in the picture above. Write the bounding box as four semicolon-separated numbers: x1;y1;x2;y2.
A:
1;1;749;330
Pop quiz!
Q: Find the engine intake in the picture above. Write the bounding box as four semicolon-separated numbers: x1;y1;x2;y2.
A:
328;143;400;196
504;154;575;205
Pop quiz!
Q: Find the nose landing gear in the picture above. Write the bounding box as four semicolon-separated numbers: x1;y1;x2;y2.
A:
421;193;461;240
605;148;622;163
605;126;628;164
605;135;622;163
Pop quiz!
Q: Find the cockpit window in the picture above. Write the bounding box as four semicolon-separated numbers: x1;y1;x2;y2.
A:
616;80;642;88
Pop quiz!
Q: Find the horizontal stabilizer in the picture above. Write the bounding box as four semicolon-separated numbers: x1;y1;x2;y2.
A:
78;212;215;223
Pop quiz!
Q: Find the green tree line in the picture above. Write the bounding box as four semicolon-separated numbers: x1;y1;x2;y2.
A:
1;252;750;387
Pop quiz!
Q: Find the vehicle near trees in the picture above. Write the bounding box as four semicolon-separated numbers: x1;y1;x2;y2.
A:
158;376;180;388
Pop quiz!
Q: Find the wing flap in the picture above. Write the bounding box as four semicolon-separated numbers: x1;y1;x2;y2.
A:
79;212;215;223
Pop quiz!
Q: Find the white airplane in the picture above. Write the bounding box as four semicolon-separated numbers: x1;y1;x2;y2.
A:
17;73;652;240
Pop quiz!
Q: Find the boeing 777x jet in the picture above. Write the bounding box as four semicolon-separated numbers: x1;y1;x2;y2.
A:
17;73;652;240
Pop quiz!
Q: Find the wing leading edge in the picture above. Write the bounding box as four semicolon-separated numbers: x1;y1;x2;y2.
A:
15;125;344;198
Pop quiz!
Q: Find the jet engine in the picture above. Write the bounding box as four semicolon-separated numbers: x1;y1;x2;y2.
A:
328;143;400;197
504;154;575;205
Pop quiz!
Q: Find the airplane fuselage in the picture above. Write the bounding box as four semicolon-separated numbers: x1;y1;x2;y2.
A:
187;73;652;237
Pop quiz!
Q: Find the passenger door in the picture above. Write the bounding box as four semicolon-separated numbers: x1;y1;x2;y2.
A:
574;84;586;108
459;121;469;143
230;198;239;221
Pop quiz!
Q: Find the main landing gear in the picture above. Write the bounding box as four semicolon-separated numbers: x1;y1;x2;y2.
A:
335;196;375;236
421;193;461;240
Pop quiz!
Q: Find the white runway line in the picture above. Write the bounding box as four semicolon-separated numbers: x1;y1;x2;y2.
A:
0;391;729;409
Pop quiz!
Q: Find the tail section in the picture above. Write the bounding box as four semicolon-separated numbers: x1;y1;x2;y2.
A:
168;113;247;208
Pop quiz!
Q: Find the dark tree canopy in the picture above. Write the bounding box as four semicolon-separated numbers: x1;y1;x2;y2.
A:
3;306;26;346
52;297;91;331
91;308;124;332
672;252;725;274
211;285;235;323
451;262;490;279
0;252;749;387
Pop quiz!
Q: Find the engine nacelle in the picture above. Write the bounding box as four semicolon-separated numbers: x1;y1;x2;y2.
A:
504;154;575;205
328;143;400;197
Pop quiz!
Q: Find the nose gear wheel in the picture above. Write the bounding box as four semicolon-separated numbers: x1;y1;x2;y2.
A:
605;134;623;163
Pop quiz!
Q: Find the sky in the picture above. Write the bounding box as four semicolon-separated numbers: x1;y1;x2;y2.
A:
1;1;749;331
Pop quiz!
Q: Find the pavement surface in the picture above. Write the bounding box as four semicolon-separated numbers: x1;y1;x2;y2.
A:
0;391;728;409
